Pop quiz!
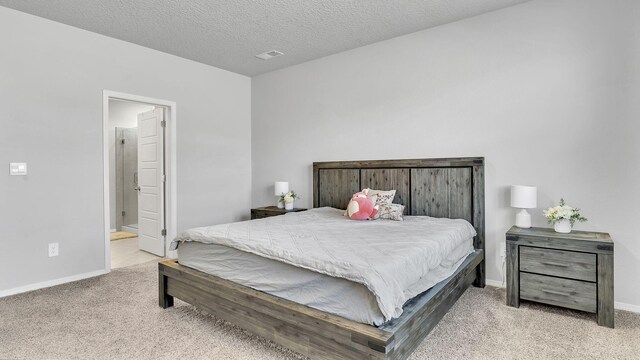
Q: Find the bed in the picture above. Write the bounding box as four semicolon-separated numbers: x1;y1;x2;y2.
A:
159;157;485;359
174;208;476;326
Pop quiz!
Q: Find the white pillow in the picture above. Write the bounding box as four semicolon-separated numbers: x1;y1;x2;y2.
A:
366;189;396;206
378;204;405;221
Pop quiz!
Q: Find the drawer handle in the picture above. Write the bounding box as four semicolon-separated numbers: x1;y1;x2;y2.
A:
541;261;569;268
541;289;569;297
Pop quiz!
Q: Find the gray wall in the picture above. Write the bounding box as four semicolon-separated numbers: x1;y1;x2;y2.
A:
252;0;640;307
0;7;251;292
108;100;155;230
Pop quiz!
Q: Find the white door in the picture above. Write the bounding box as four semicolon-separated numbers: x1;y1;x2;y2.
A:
137;108;165;256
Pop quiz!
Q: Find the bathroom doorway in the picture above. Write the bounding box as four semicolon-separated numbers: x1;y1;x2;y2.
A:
103;91;177;271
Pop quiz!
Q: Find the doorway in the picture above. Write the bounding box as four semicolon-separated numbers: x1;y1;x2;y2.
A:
102;91;177;271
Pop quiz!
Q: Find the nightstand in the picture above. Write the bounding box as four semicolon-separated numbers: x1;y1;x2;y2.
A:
250;206;306;219
506;226;614;328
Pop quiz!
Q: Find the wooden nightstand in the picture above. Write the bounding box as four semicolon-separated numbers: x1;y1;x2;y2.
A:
250;206;307;219
506;226;614;328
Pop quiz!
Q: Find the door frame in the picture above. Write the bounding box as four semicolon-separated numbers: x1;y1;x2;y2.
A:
102;90;177;272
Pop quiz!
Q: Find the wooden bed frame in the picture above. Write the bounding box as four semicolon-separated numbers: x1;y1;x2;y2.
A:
159;157;485;359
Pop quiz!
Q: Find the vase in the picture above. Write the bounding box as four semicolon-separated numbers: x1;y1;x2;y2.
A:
285;202;294;210
554;219;572;233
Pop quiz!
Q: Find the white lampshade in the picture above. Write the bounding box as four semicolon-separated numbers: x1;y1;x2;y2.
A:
511;185;537;228
274;181;289;196
510;185;537;209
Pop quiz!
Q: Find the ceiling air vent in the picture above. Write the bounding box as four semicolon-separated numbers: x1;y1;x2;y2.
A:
255;50;284;60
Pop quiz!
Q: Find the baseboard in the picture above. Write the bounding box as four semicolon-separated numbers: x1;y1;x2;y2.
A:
0;268;109;298
485;279;504;288
615;301;640;314
121;225;138;234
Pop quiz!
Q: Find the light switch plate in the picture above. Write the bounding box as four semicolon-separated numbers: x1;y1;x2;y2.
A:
10;162;27;176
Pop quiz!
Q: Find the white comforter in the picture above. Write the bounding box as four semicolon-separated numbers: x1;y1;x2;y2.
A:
171;207;476;321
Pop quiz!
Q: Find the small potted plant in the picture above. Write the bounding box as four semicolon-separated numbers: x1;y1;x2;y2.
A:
543;198;587;233
281;191;299;210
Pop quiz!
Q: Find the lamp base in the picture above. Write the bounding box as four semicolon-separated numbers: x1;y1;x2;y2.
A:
515;209;532;228
276;197;284;209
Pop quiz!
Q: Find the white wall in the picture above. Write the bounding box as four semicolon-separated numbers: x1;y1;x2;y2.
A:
252;0;640;308
107;100;155;230
0;7;252;292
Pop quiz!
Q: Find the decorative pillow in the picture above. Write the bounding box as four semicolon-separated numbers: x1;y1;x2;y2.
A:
377;203;405;221
346;190;379;220
343;192;377;216
366;189;396;207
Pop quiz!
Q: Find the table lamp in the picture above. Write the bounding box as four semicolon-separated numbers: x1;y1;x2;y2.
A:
510;185;537;228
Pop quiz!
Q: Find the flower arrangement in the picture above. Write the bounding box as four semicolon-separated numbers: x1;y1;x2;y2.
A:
543;198;587;226
280;191;299;204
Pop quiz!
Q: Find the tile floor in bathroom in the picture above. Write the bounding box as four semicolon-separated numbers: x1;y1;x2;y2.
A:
111;237;161;269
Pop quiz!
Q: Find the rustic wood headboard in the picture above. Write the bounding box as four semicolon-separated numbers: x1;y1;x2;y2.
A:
312;157;485;252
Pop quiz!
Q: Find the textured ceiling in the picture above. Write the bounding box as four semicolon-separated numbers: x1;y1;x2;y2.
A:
0;0;530;76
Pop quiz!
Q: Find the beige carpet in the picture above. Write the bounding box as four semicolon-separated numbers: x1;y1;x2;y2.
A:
110;231;138;241
1;261;638;360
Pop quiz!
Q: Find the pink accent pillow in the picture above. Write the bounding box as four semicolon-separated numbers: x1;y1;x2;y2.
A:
346;190;379;220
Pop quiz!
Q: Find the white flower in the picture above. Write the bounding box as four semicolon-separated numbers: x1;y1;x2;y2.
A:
283;192;294;203
543;199;586;225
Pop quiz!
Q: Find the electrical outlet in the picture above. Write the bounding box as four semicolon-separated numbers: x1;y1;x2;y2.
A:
48;243;59;257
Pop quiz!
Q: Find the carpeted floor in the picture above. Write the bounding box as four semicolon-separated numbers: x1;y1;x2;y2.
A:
1;260;638;360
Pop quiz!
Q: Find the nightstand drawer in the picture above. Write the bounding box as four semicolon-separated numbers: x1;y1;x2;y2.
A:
520;272;596;313
520;246;596;282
